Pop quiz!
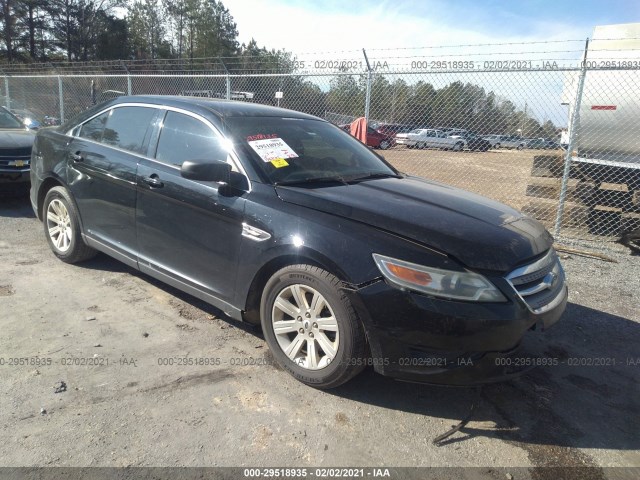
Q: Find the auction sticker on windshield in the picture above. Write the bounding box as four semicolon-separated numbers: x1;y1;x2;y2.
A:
247;137;299;162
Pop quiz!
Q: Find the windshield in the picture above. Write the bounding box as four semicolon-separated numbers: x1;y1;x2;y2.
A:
0;108;25;129
226;117;397;185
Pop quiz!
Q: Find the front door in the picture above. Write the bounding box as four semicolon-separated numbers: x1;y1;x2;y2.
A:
136;110;246;304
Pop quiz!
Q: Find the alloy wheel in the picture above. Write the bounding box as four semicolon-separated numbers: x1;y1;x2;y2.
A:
271;284;339;370
46;199;72;252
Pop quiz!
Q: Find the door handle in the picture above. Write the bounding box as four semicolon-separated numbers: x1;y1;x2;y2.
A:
142;174;164;188
69;152;83;162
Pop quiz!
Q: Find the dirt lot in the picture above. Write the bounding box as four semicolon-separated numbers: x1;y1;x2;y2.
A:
382;146;538;210
0;181;639;477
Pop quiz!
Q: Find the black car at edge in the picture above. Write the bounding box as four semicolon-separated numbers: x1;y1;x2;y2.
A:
0;106;36;192
30;96;568;389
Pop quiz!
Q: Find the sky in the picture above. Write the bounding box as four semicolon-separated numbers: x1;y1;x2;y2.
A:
225;0;640;126
228;0;639;55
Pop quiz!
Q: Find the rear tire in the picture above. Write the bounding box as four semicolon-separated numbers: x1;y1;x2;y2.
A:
43;186;96;264
495;143;501;149
379;140;390;150
260;265;367;389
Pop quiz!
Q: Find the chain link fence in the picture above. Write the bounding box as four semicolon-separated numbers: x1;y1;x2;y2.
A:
2;38;639;252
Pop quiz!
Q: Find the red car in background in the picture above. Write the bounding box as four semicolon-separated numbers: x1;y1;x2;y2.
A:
339;124;395;150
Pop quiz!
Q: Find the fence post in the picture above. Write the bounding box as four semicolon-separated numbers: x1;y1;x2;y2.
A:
219;58;231;100
120;61;132;95
553;38;589;237
362;48;372;122
58;76;64;123
3;76;9;109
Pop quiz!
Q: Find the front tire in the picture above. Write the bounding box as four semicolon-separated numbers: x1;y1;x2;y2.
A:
379;140;390;150
260;265;367;389
452;142;463;151
43;186;96;263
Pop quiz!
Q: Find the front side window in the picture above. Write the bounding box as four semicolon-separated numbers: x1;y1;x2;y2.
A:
155;111;228;167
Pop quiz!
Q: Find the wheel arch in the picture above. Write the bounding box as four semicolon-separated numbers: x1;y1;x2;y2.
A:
36;176;65;220
241;248;352;325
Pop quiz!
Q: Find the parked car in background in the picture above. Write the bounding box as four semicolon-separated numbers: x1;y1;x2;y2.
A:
527;138;563;150
374;123;417;137
0;107;36;192
11;109;42;129
339;124;394;149
449;132;491;152
500;135;528;150
482;134;504;148
30;95;567;388
395;128;465;151
43;116;61;126
441;128;468;137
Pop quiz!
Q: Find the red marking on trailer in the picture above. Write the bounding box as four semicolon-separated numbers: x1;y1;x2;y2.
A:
591;105;617;110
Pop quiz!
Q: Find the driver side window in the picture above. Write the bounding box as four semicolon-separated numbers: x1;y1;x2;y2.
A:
154;111;231;168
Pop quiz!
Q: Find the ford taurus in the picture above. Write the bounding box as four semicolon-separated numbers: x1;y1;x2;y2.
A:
30;96;567;388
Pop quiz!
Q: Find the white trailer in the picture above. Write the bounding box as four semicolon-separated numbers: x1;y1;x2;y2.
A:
562;23;640;165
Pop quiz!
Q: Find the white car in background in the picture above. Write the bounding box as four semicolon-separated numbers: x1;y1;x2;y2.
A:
499;135;528;150
395;128;466;151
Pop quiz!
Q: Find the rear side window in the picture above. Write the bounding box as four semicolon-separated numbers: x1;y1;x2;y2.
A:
101;106;157;155
154;111;227;167
79;110;109;141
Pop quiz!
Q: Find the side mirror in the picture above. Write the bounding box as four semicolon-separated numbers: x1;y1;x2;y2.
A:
181;160;231;184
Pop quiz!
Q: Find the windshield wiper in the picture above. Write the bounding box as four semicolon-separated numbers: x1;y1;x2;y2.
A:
345;172;403;183
274;175;349;186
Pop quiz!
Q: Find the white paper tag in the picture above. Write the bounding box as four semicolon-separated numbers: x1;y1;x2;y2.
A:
247;137;299;162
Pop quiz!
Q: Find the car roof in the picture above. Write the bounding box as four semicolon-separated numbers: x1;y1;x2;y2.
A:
111;95;321;121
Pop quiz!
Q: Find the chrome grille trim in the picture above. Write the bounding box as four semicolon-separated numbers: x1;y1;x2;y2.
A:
506;249;566;314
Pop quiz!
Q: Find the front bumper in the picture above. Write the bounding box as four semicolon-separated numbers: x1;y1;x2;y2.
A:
0;168;30;193
348;278;567;385
0;167;30;184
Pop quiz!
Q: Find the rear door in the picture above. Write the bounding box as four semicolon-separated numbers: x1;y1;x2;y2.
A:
67;105;159;264
136;109;247;304
426;130;441;148
434;130;449;148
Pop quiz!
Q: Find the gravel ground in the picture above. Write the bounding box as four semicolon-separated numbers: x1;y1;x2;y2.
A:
0;190;639;478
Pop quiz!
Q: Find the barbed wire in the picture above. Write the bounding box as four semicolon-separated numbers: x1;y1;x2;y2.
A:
2;39;640;75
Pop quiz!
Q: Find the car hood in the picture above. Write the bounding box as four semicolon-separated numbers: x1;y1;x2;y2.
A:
0;129;36;149
275;176;553;272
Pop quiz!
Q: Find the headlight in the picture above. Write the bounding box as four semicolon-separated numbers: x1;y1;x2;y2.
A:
372;254;507;302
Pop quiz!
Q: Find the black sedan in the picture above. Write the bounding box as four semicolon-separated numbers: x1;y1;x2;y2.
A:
30;96;567;388
450;132;492;151
0;107;36;192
